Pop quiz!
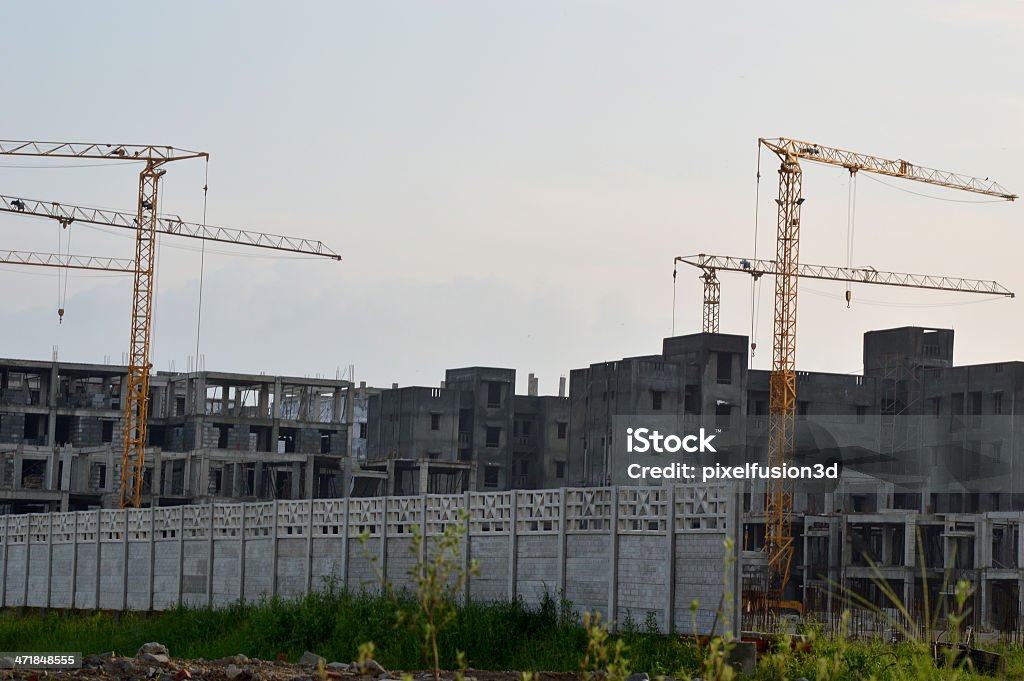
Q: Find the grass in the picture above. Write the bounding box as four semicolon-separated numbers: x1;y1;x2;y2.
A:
0;587;1022;679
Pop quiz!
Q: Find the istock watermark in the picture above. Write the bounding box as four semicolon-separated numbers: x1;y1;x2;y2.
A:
625;461;839;483
625;427;718;453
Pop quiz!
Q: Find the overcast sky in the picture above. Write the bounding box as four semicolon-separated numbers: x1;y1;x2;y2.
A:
1;1;1022;393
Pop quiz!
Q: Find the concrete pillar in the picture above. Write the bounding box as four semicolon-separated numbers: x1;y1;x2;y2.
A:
221;386;230;417
608;486;619;626
253;462;263;499
152;452;163;499
182;454;192;497
419;462;429;495
290;463;301;500
904;518;917;567
977;519;991;569
305;456;316;499
47;450;59;491
13;450;23;490
332;389;344;425
259;383;270;419
270;378;282;454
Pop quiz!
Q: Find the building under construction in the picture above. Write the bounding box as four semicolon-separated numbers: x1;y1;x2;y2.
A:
0;358;385;512
9;323;1024;630
569;326;1024;633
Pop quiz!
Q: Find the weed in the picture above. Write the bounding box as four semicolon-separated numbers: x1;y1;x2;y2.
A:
580;611;630;681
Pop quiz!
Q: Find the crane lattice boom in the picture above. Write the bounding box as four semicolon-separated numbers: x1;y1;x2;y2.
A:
0;194;341;260
760;138;1018;200
0;250;134;272
675;253;1014;306
0;140;206;162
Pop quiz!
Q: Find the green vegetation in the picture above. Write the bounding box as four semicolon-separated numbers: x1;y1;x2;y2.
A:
0;591;1022;679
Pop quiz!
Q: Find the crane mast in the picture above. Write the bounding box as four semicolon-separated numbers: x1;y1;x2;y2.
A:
0;140;340;508
758;137;1016;596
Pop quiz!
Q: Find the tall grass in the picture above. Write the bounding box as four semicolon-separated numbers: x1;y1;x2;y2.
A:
0;589;639;672
0;588;1021;679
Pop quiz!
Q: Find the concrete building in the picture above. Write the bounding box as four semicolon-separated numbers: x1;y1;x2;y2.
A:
566;327;1024;632
0;358;382;511
364;368;570;494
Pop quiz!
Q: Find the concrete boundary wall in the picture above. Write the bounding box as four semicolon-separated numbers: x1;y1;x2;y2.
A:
0;484;741;634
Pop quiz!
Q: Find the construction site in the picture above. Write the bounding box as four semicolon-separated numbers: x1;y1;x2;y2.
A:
3;132;1024;644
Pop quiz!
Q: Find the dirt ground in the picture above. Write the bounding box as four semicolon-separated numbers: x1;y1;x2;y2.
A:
0;650;584;681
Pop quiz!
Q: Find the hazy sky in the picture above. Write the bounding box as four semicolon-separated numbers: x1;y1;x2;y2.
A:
1;1;1022;393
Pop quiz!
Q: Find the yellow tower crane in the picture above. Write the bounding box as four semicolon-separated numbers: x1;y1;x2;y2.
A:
757;137;1016;595
674;253;1015;334
0;141;341;508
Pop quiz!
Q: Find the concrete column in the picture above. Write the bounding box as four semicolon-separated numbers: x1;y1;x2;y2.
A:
253;462;263;499
239;502;247;603
0;514;8;608
463;490;471;602
664;485;678;634
270;499;279;597
193;375;207;449
206;500;215;608
69;513;78;608
177;508;185;606
419;462;430;495
379;496;388;588
221;386;230;417
270;378;282;453
905;518;917;567
47;450;59;491
23;514;30;606
608;486;619;626
557;487;567;601
182;455;192;497
13;451;23;491
341;496;350;588
508;492;517;600
152;452;163;500
47;364;59;448
305;456;316;499
305;499;314;595
121;509;129;610
291;463;301;500
60;448;72;491
259;383;270;419
148;506;156;610
332;389;344;426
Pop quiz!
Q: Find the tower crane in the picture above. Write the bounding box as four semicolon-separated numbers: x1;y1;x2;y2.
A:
758;137;1016;596
0;140;342;507
673;253;1014;334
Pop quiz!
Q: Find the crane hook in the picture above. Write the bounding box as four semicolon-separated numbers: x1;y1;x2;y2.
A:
58;307;65;323
845;290;852;309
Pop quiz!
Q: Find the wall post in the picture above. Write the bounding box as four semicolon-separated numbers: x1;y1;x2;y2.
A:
608;486;619;626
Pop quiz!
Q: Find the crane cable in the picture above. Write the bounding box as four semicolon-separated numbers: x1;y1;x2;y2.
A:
194;158;210;372
671;259;677;336
56;218;72;323
846;171;858;308
750;142;762;357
